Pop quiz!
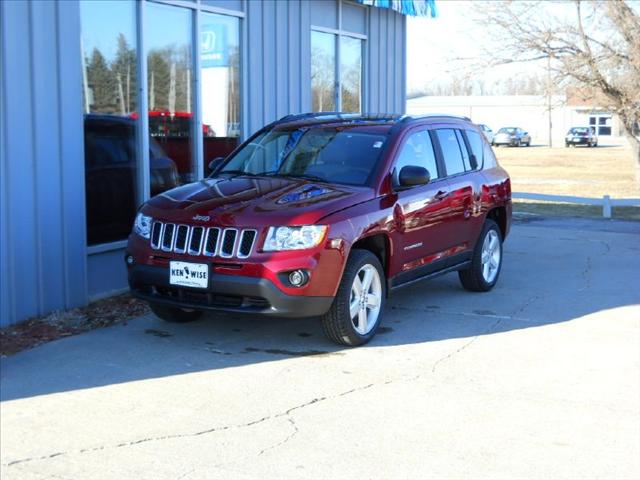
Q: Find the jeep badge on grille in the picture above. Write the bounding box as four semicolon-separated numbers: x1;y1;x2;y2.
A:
192;215;210;222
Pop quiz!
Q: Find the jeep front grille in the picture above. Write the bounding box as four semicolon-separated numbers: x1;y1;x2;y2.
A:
150;221;257;259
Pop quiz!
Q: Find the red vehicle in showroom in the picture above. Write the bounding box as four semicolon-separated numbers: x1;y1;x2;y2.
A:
127;113;512;346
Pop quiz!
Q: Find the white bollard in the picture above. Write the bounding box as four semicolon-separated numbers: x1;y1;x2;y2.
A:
603;195;612;219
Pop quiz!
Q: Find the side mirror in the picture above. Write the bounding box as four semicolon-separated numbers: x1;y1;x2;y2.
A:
208;156;224;173
398;165;430;188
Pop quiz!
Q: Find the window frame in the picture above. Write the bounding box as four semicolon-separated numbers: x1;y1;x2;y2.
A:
311;0;367;112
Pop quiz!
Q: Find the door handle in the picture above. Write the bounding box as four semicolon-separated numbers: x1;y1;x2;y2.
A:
433;190;450;201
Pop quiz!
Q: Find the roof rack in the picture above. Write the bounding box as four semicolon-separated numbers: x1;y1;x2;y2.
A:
275;112;354;124
399;113;472;122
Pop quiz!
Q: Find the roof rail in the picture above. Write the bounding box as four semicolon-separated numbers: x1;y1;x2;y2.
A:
274;112;354;124
399;113;472;122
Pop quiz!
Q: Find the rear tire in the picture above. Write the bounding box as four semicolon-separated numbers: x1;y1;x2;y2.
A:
321;249;386;347
149;302;203;323
458;219;503;292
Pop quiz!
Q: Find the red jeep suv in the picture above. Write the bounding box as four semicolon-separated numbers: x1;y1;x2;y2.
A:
126;113;512;346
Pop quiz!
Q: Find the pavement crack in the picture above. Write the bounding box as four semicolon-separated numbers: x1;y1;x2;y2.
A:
3;386;373;468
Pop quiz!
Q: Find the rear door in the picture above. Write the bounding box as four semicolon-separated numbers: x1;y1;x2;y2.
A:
432;128;479;264
390;128;454;276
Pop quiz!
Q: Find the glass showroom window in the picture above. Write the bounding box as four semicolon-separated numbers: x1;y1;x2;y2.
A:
80;0;139;246
311;31;337;112
311;31;363;113
340;36;362;113
200;12;241;176
146;3;195;189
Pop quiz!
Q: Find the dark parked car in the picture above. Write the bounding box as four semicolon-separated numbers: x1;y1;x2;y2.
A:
85;115;179;245
493;127;531;147
126;113;512;346
565;127;598;147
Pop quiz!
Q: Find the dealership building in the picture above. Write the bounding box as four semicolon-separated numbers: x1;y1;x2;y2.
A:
1;0;435;326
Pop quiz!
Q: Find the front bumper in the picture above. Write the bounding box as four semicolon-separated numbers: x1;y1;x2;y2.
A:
128;263;334;318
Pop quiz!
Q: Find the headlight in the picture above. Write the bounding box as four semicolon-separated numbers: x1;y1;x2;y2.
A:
263;225;327;251
134;212;153;239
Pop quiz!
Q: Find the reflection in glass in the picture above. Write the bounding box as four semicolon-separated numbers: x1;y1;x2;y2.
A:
340;36;362;113
201;12;241;176
311;31;336;112
81;0;140;245
146;3;194;186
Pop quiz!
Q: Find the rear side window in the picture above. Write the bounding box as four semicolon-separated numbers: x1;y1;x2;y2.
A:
435;129;466;176
394;130;439;181
465;130;484;169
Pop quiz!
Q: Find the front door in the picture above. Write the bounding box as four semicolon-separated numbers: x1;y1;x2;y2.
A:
390;129;455;281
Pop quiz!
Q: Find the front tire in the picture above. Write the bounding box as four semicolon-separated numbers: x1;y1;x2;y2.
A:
149;302;203;323
459;219;503;292
321;249;386;346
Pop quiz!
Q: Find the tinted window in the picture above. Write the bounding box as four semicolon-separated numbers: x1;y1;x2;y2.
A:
394;130;439;181
435;129;466;176
220;127;386;186
455;130;474;171
465;130;484;169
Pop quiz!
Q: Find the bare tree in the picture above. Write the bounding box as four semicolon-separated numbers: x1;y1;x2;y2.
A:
476;0;640;164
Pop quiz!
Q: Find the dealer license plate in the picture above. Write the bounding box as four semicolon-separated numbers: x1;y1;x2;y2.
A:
169;261;209;289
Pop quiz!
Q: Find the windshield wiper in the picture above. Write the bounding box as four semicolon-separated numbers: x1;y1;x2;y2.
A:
280;173;328;183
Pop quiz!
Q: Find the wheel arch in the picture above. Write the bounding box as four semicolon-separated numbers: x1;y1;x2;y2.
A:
486;206;507;239
350;233;392;279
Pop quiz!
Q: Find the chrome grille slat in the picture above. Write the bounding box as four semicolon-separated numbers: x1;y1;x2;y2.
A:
203;227;221;257
220;229;238;258
237;230;257;259
174;225;189;253
188;227;205;255
151;222;163;249
161;224;175;252
150;222;254;259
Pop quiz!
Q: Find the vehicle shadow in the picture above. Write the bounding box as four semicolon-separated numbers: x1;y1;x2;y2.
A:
2;219;639;401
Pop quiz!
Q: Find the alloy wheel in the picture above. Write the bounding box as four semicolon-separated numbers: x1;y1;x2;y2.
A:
481;230;501;283
349;264;382;335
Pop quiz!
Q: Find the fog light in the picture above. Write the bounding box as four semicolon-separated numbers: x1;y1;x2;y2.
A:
288;270;307;287
126;255;134;265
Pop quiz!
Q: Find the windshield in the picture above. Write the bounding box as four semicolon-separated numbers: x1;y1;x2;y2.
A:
498;128;517;134
218;126;387;185
569;127;590;134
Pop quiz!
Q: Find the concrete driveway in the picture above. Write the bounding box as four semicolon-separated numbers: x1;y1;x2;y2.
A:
2;217;639;480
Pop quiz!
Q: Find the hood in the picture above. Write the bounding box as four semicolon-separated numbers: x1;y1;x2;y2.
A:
143;176;374;226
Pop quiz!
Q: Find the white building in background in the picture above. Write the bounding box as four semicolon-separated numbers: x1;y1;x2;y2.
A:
406;95;625;146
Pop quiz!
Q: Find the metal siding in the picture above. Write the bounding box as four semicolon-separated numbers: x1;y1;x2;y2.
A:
0;0;87;326
32;1;65;312
56;0;87;309
2;0;38;324
0;0;11;326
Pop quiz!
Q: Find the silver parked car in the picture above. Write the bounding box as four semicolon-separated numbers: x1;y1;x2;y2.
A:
478;124;494;144
493;127;531;147
565;126;598;147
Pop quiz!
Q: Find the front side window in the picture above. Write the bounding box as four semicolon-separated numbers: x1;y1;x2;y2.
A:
394;130;439;182
220;127;386;186
81;0;138;246
435;129;466;176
